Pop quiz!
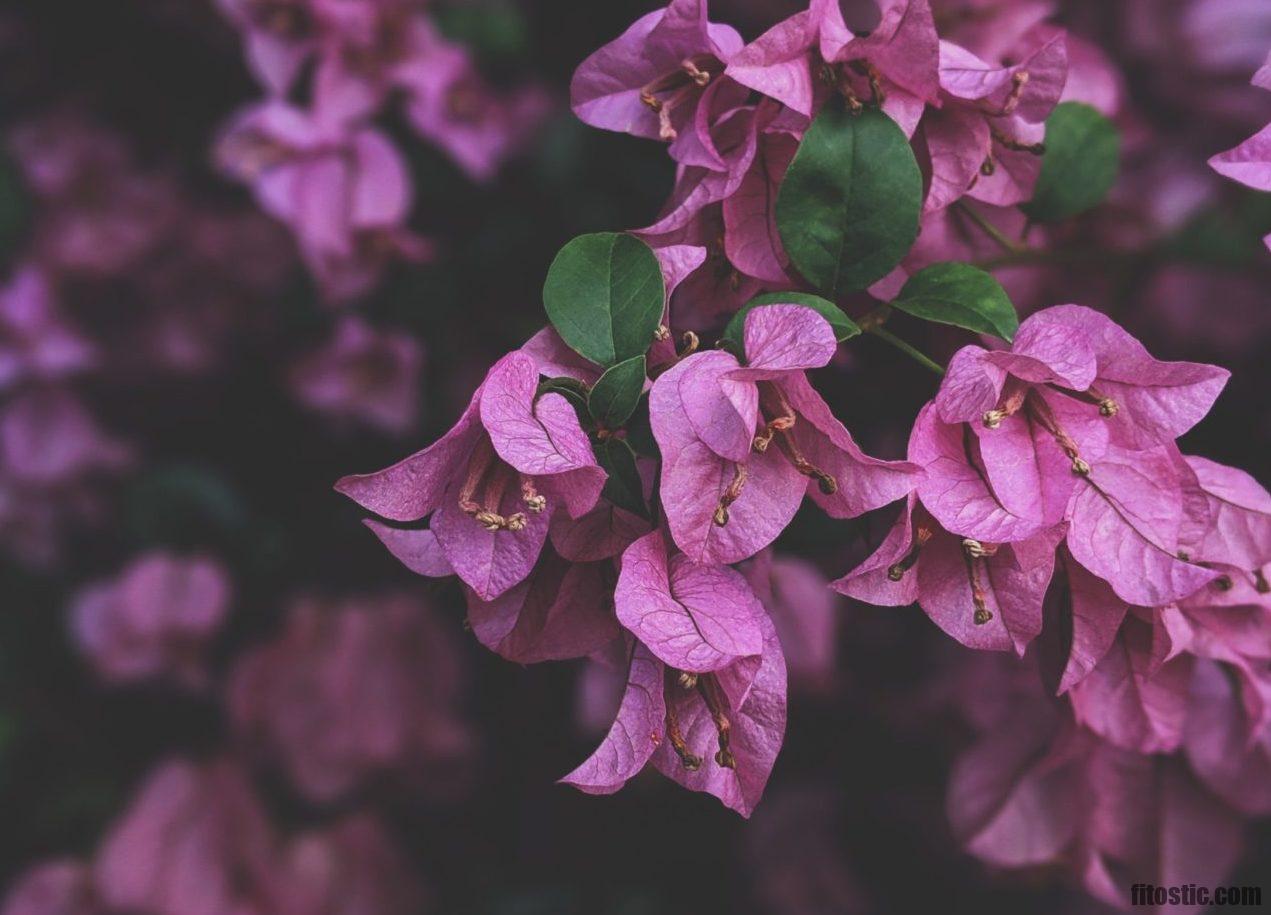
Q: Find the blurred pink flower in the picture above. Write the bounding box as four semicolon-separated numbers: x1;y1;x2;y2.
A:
0;267;95;391
0;862;100;915
8;116;177;276
216;100;431;302
276;815;430;915
228;591;474;803
289;317;423;435
94;759;284;915
70;552;232;689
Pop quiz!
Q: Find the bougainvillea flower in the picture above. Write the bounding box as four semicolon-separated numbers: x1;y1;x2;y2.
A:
403;22;551;182
909;400;1071;544
721;114;800;284
834;493;1064;653
935;304;1229;453
946;699;1085;867
465;549;620;664
94;759;282;915
215;0;323;94
922;28;1067;210
615;529;767;673
1064;443;1218;606
0;267;95;391
7;115;181;277
0;861;100;915
70;552;231;689
0;388;131;488
215;101;429;301
638;103;763;237
571;0;746;169
945;656;1248;900
1076;745;1244;909
726;0;939;134
1210;126;1271;191
1184;455;1271;575
336;351;604;600
278;815;429;915
229;593;472;802
742;549;840;692
289;316;423;435
907;306;1227;607
1068;609;1194;754
562;613;787;817
651;304;920;564
1185;659;1271;816
1175;565;1271;734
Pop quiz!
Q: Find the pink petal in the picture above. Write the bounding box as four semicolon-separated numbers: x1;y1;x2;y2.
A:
1185;455;1271;570
735;304;837;376
432;474;550;601
334;391;483;522
1209;123;1271;191
1023;305;1229;450
466;557;619;663
1067;446;1219;606
615;530;766;673
779;373;923;518
1070;614;1193;753
649;614;786;816
934;346;1004;425
832;495;921;606
1057;555;1129;693
947;704;1080;867
911;403;1046;542
725;11;817;117
561;641;666;794
918;523;1063;654
363;521;454;577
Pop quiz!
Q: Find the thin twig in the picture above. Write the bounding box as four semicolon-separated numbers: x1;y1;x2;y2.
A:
868;327;945;376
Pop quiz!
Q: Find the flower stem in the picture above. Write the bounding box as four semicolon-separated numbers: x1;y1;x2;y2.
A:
868;327;945;376
954;202;1028;256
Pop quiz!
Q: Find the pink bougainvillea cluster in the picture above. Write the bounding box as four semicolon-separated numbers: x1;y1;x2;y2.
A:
214;0;549;301
1;0;1269;912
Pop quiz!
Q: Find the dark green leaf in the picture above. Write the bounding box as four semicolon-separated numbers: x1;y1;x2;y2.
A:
723;292;860;357
594;437;648;518
776;105;922;295
537;376;592;421
890;262;1018;342
542;232;665;367
588;355;646;428
1023;102;1120;223
434;0;528;62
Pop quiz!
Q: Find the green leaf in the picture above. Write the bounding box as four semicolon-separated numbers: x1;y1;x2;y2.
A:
890;262;1018;342
1023;102;1120;223
537;376;591;421
434;0;528;62
542;232;665;368
594;437;648;518
722;292;860;357
776;105;922;295
588;355;646;428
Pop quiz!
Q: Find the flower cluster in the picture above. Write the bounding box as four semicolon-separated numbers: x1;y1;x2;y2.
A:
215;0;550;301
1;760;428;915
336;6;1270;895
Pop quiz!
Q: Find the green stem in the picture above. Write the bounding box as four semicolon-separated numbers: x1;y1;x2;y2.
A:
868;327;945;376
954;202;1029;256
